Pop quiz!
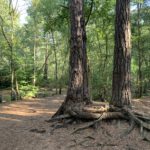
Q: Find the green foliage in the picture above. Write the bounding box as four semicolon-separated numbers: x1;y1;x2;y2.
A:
0;65;11;88
19;82;39;98
0;0;149;100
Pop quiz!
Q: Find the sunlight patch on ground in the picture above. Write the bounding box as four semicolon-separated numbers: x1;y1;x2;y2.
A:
51;99;64;103
0;116;21;122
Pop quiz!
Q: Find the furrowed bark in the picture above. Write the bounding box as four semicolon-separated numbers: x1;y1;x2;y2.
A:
111;0;131;107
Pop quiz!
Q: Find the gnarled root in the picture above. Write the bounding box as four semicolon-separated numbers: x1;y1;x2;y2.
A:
46;114;71;122
123;107;150;131
72;112;124;134
49;101;150;140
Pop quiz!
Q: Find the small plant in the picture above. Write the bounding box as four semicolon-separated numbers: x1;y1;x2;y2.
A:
19;82;39;98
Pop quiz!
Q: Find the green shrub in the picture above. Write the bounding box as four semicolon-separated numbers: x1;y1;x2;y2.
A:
20;83;39;98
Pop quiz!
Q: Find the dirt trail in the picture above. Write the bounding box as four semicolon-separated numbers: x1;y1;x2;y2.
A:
0;95;150;150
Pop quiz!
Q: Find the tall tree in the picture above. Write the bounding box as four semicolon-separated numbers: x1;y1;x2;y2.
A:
137;2;143;97
54;0;90;116
0;0;20;100
43;34;49;81
51;31;58;94
111;0;131;107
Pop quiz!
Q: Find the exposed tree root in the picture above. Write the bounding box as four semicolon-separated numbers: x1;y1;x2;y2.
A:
135;115;150;122
120;119;135;138
72;112;125;134
133;111;150;122
82;105;109;113
142;135;150;142
46;114;71;122
30;128;46;134
49;101;150;140
123;107;150;131
72;114;104;134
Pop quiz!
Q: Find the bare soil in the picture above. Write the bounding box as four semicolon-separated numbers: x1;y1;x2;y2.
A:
0;95;150;150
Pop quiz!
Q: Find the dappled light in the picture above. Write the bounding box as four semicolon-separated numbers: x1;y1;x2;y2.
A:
0;116;21;122
0;95;150;150
0;0;150;150
0;96;64;117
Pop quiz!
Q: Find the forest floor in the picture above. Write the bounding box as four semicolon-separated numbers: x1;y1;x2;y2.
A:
0;94;150;150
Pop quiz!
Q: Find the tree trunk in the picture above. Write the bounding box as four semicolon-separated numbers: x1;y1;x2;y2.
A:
10;3;17;101
111;0;131;107
137;3;143;98
33;32;36;86
43;34;49;80
53;0;90;116
14;71;20;100
0;1;19;101
51;31;58;94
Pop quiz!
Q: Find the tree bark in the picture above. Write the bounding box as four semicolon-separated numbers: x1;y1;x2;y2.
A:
66;0;90;103
53;0;90;116
111;0;131;107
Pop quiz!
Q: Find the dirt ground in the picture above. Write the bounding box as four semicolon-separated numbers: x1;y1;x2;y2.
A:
0;95;150;150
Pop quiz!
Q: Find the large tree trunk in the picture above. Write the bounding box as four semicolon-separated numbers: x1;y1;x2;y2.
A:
53;0;90;116
111;0;131;107
50;1;150;134
66;0;90;103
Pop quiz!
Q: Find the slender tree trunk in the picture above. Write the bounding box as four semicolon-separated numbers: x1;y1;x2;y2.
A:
111;0;131;107
53;0;90;116
10;5;17;101
0;1;18;100
51;31;58;94
137;3;143;98
103;33;108;70
82;5;89;101
11;68;16;101
33;32;36;86
43;34;49;80
14;71;20;100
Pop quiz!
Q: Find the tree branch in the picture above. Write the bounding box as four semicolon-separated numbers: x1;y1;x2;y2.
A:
59;4;68;9
85;0;94;26
0;15;12;50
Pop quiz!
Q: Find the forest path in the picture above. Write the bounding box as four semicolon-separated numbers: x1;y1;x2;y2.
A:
0;95;150;150
0;95;64;150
